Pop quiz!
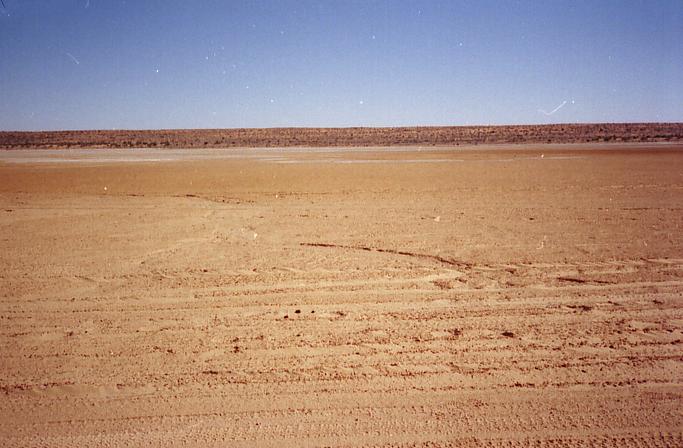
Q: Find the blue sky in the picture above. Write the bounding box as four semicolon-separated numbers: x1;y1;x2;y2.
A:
1;0;681;130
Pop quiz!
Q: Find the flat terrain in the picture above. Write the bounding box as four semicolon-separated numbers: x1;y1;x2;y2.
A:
1;144;682;447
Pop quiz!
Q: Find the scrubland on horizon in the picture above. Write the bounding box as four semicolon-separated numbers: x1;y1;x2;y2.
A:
1;122;682;149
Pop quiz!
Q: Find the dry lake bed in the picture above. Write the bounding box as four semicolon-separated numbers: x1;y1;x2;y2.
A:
1;144;682;447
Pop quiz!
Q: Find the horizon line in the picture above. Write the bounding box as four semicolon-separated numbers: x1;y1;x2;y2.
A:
2;121;682;133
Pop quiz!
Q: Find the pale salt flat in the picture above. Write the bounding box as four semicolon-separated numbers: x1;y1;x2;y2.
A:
0;146;588;165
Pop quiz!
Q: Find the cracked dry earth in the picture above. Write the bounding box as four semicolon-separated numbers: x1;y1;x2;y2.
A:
1;144;682;447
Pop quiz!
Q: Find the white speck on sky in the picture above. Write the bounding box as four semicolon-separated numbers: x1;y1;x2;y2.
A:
65;52;80;65
538;100;568;116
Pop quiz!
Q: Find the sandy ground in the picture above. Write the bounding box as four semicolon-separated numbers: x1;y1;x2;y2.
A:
1;144;682;447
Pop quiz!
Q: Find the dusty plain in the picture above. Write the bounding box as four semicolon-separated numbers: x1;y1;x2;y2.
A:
1;143;682;447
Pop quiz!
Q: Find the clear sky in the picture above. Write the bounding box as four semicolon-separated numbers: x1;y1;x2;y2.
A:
1;0;681;130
